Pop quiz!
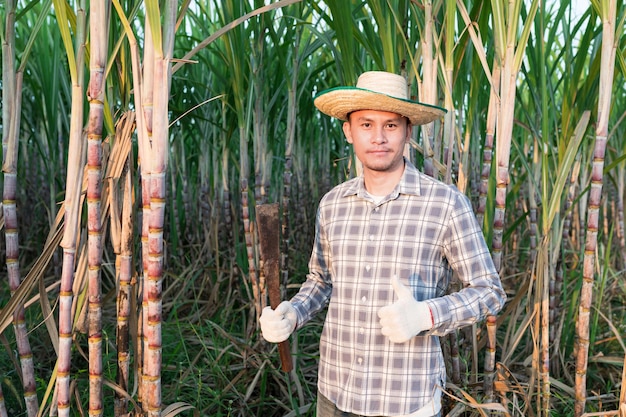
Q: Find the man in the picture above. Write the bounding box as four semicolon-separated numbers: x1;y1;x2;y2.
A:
259;71;506;417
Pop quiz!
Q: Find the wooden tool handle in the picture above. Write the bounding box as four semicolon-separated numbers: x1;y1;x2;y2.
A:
256;203;293;372
269;279;293;373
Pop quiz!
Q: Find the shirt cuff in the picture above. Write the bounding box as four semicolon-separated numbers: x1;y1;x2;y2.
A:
424;299;450;331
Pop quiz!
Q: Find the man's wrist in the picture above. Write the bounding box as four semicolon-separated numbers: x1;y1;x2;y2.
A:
427;305;434;327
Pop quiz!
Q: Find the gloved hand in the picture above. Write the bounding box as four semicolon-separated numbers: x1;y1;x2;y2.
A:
259;301;297;343
378;275;433;343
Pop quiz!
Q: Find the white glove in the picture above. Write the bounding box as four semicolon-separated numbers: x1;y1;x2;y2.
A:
259;301;297;343
378;275;433;343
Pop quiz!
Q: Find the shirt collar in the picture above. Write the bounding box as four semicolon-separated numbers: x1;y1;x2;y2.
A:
340;158;422;199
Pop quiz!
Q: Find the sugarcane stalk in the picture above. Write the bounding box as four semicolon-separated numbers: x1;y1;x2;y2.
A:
419;0;438;178
458;1;502;403
86;1;110;414
456;1;500;230
575;2;618;414
109;111;136;415
86;85;104;417
491;53;514;273
242;179;260;329
483;315;497;400
221;148;233;256
490;0;539;271
618;166;626;268
138;13;155;409
282;146;292;290
618;355;626;417
559;159;582;367
2;50;39;416
442;0;456;186
2;0;16;163
3;4;39;416
142;2;176;415
252;26;269;313
117;155;134;391
283;29;299;303
529;139;540;265
215;2;259;336
242;136;259;335
0;383;7;417
539;236;551;417
438;0;466;393
448;330;462;385
112;11;146;408
111;11;150;401
553;150;581;373
485;0;538;408
56;0;87;413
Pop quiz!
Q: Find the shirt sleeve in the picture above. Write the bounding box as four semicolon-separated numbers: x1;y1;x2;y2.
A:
289;206;333;329
424;190;507;336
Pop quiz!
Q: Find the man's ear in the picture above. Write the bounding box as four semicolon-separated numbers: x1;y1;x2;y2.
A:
405;122;413;143
343;121;353;144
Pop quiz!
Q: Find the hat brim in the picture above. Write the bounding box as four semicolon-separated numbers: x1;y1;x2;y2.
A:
313;87;446;126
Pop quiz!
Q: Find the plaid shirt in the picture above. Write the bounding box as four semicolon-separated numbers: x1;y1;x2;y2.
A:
291;160;506;416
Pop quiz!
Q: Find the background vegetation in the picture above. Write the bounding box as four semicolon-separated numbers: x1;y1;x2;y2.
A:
0;0;625;416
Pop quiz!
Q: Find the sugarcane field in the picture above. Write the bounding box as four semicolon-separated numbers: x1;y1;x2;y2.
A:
0;0;625;416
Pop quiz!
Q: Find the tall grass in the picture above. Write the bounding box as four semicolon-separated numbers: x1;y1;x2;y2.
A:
0;1;624;416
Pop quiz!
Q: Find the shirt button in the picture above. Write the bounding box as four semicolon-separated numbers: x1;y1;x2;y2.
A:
357;357;363;365
365;265;371;271
374;207;380;212
361;296;367;303
369;235;375;241
359;328;365;334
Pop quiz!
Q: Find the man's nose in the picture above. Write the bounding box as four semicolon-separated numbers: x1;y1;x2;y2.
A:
372;128;387;143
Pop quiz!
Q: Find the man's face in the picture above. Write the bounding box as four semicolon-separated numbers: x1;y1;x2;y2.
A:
342;109;412;174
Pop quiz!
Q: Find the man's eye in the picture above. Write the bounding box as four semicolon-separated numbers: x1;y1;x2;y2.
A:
362;123;371;128
386;123;397;129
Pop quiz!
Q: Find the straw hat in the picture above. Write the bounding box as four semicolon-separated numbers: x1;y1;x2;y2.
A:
313;71;446;126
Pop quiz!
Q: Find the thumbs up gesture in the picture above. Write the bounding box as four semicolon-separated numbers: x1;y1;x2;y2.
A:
378;275;434;343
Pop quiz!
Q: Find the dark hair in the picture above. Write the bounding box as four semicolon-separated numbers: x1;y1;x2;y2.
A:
346;111;411;126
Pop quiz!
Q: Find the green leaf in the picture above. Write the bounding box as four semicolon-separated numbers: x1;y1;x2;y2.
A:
145;0;163;57
544;110;590;233
52;0;77;82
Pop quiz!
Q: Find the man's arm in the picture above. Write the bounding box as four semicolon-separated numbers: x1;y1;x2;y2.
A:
425;191;506;336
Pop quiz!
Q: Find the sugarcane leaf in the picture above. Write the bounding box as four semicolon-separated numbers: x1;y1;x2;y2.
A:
172;0;302;74
145;0;163;57
490;0;506;59
40;361;59;414
545;111;590;232
603;151;626;172
513;0;539;71
456;0;496;93
162;402;197;416
52;0;77;82
39;273;59;355
17;0;53;72
0;218;64;335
